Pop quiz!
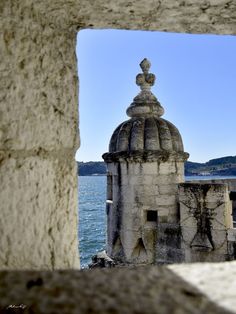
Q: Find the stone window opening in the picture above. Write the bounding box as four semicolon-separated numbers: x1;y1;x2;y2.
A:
229;191;236;228
146;210;158;223
75;30;236;268
106;173;113;202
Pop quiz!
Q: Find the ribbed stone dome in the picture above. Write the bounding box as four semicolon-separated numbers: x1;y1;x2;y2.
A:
103;59;188;162
109;117;184;153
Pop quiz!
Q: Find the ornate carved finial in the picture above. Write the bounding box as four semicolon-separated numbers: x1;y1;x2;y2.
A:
126;58;164;118
140;58;151;73
136;58;155;91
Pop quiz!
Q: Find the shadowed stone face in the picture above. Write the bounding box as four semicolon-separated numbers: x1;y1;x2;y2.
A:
1;263;236;314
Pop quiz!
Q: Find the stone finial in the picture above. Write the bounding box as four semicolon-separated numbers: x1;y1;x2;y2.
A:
136;58;155;91
140;58;151;73
126;58;164;118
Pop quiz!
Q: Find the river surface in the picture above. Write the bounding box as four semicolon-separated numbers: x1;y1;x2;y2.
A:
78;176;106;268
78;175;236;268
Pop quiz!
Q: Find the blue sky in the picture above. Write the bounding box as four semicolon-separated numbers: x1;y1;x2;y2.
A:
75;30;236;163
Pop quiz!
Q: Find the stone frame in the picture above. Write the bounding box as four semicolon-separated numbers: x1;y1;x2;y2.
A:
0;0;235;270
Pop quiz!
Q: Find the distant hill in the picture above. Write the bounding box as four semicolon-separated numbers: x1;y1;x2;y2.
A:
185;156;236;176
78;162;107;176
78;156;236;176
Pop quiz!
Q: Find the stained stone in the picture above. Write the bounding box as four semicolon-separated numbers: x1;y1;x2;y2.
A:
103;59;188;264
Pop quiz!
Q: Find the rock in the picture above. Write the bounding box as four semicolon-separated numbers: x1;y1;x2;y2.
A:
89;251;116;268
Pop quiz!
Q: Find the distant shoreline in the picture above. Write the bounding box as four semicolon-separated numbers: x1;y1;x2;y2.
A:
78;175;236;179
78;156;236;176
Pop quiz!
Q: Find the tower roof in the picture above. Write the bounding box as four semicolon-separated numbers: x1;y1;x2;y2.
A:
103;59;189;163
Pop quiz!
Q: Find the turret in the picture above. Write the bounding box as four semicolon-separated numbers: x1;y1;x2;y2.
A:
103;59;189;265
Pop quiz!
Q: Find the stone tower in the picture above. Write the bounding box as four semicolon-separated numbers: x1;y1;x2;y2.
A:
103;59;189;265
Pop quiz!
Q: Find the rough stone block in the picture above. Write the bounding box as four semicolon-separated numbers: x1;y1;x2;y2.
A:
159;161;176;175
0;154;79;270
133;174;154;186
159;184;178;195
175;161;185;176
157;174;182;185
120;162;128;175
107;163;118;175
227;229;236;242
0;24;78;151
181;226;198;248
141;162;158;175
121;212;142;232
133;163;143;175
155;195;177;206
180;206;196;228
211;229;228;251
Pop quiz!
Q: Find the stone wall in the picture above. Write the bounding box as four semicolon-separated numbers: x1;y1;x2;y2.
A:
179;183;233;262
106;160;184;264
1;0;236;270
186;179;236;191
186;179;236;226
1;2;236;313
0;3;79;269
2;1;235;33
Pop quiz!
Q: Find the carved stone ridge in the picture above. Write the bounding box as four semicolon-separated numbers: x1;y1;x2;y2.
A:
102;150;189;163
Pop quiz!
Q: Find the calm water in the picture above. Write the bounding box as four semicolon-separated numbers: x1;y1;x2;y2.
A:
78;175;236;267
78;176;106;268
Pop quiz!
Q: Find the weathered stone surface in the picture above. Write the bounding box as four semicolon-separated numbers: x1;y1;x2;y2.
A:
187;179;236;191
0;0;235;279
104;60;187;265
0;3;79;269
159;161;176;174
179;183;234;262
159;184;178;195
0;154;79;269
0;14;78;151
169;261;236;313
0;263;235;314
0;1;235;313
2;0;235;34
108;118;185;155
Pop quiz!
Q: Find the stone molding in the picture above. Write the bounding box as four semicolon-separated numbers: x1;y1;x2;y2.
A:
103;150;189;163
